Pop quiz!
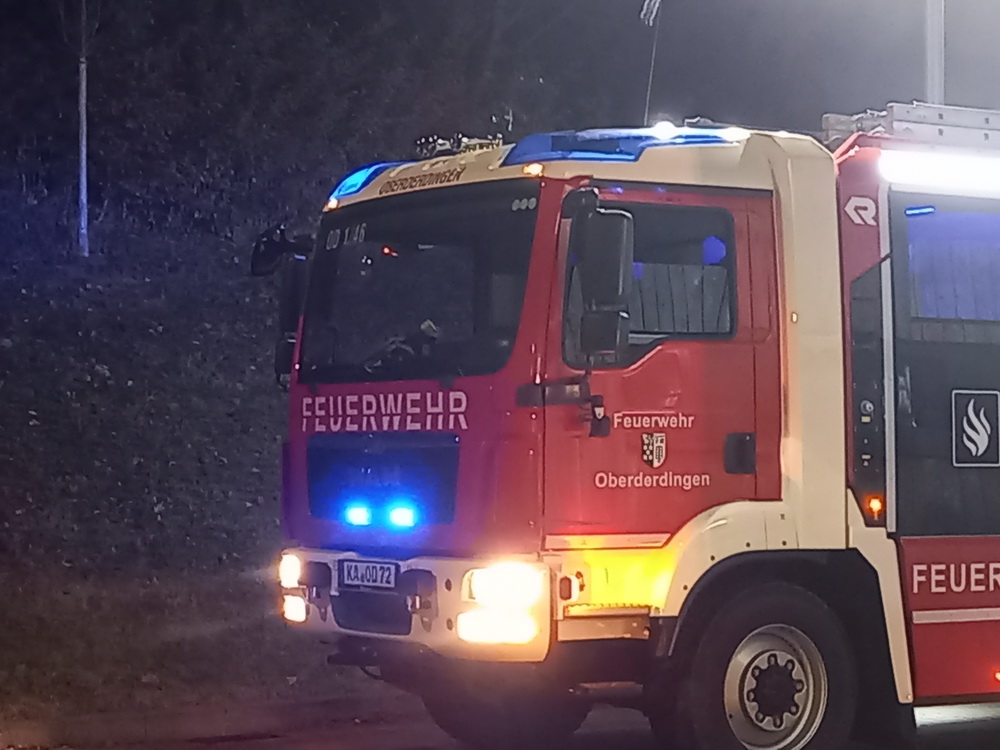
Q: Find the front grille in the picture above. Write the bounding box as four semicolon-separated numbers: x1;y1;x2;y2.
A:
306;432;460;525
332;591;412;635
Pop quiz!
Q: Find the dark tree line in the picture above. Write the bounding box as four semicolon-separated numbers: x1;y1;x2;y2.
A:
0;1;655;575
1;1;653;261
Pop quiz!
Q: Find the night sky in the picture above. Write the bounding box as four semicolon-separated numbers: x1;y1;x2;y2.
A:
645;0;1000;129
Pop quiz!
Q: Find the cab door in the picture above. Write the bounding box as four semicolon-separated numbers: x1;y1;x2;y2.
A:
889;192;1000;699
542;185;780;543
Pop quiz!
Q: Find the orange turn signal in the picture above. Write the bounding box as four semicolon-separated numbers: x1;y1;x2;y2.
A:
865;495;884;519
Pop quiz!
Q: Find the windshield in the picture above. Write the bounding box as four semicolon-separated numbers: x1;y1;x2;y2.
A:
300;180;540;383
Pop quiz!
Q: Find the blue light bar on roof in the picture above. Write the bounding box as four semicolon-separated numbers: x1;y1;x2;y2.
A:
502;125;747;167
330;161;404;200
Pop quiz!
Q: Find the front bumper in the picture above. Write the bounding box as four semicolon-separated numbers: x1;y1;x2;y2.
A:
279;548;553;663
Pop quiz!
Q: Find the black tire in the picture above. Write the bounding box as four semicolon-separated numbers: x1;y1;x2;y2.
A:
650;582;857;750
646;675;692;750
422;681;590;749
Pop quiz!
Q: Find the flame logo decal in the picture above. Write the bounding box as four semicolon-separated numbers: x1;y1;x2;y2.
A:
962;399;993;458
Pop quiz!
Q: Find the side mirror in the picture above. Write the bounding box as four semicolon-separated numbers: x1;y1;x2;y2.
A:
576;208;634;362
251;223;289;277
251;223;311;277
274;255;309;383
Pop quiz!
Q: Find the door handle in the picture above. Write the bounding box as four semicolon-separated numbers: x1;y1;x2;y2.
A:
897;365;917;427
724;433;756;475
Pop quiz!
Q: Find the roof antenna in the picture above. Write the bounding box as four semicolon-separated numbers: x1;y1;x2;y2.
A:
641;2;663;125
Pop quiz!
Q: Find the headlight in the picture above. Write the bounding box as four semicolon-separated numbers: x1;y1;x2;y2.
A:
468;562;545;610
279;553;302;589
283;594;307;623
456;609;538;645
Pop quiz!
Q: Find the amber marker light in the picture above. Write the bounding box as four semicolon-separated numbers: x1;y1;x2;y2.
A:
866;495;884;520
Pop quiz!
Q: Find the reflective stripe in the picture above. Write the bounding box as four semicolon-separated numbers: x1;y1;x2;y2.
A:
912;607;1000;624
544;533;671;550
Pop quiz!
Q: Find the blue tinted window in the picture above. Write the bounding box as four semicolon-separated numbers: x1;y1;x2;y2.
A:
626;206;735;337
907;210;1000;321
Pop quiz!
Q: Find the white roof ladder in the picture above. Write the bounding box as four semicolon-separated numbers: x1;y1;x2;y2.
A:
822;102;1000;150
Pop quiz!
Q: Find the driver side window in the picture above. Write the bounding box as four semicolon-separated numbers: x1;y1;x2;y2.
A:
564;201;737;368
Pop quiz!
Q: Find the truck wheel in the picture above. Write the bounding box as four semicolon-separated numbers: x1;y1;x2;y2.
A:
422;682;589;749
651;582;857;750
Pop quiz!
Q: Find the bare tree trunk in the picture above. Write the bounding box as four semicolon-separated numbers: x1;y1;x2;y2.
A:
78;0;90;258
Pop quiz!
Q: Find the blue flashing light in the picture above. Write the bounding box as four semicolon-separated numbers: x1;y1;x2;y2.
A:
387;503;417;529
344;504;373;527
906;205;937;217
503;126;744;167
668;133;729;145
330;162;403;200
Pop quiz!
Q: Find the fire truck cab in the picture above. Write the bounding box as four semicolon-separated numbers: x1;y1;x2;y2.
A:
255;103;1000;750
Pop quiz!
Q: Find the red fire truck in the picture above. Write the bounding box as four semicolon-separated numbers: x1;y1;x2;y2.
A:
252;102;1000;750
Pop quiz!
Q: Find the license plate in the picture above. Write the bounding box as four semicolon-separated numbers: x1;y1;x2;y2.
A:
339;560;398;590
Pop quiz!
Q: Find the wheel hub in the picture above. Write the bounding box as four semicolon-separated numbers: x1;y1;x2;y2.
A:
744;652;805;730
723;624;828;750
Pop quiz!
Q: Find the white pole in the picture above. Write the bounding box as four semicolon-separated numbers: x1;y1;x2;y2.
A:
926;0;945;104
78;0;90;258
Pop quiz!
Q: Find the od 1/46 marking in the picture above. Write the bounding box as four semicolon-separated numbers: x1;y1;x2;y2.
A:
339;560;399;590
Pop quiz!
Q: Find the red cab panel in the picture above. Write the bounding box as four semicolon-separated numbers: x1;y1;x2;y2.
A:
542;186;780;540
281;178;569;557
